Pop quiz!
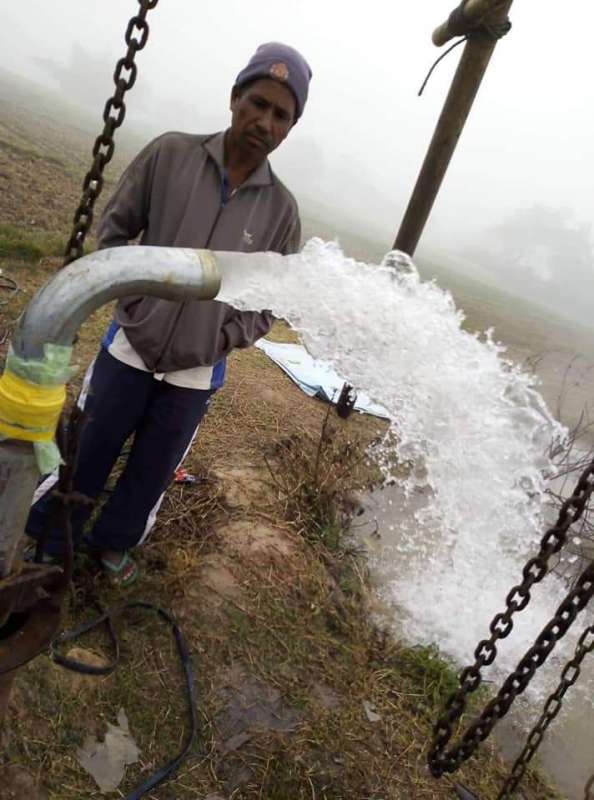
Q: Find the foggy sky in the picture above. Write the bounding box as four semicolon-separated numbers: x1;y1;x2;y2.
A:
1;1;593;313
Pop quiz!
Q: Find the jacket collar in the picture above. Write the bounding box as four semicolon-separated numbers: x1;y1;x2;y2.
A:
203;131;273;189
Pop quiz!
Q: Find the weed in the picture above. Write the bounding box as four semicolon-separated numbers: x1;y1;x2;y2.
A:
393;643;460;713
265;405;378;549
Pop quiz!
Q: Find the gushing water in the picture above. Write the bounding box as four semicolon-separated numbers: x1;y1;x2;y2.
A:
218;239;593;794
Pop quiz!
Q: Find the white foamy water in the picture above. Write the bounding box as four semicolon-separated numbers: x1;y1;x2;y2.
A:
218;239;594;797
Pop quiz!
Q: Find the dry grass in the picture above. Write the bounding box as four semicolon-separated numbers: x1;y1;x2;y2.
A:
262;406;381;550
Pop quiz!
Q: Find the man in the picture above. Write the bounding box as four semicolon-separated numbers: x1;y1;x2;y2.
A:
27;43;312;586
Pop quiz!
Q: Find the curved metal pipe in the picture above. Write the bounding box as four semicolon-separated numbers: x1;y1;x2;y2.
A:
12;246;221;359
0;245;224;718
1;245;220;578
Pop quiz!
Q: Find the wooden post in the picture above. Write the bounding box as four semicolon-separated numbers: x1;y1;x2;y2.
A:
394;0;513;256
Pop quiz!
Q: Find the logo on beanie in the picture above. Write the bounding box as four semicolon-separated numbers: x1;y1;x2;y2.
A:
270;62;290;82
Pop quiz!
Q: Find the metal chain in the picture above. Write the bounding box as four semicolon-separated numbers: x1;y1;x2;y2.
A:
497;622;594;798
63;0;160;265
428;458;594;777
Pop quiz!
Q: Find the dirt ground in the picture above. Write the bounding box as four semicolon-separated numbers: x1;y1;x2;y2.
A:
0;76;561;800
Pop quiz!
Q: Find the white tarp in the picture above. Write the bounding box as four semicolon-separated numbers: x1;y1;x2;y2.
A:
255;339;389;419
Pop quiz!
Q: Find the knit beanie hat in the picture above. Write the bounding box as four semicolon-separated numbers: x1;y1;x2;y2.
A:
234;42;312;120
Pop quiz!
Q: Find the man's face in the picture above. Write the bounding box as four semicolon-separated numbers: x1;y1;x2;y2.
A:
229;78;296;158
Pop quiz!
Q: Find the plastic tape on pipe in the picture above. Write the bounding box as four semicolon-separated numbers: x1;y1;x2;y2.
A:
0;370;66;442
0;344;76;473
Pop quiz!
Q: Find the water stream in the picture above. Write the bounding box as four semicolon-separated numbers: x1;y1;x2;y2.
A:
217;239;593;799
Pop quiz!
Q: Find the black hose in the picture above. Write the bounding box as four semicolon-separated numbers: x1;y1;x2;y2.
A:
50;600;199;799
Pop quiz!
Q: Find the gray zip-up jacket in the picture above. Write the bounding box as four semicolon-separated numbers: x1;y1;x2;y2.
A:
96;130;301;373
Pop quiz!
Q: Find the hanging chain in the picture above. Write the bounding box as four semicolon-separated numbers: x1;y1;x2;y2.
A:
497;622;594;798
63;0;160;265
428;459;594;777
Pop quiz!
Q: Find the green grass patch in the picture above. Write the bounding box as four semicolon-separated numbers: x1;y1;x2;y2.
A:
393;643;460;714
0;223;66;262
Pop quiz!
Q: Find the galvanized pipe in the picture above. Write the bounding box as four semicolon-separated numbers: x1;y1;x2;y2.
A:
13;246;220;359
1;246;221;580
0;442;39;580
394;1;513;256
0;245;223;725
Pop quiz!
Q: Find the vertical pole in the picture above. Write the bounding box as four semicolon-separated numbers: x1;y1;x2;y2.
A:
0;442;39;579
394;1;513;256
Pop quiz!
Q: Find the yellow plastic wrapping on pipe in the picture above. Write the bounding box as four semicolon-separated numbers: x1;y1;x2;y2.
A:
0;370;66;441
0;344;76;473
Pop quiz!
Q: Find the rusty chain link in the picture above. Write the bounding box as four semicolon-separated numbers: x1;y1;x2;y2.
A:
63;0;160;265
428;458;594;778
497;621;594;798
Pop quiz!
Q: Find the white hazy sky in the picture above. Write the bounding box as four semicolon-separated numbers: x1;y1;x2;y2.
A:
1;1;593;265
